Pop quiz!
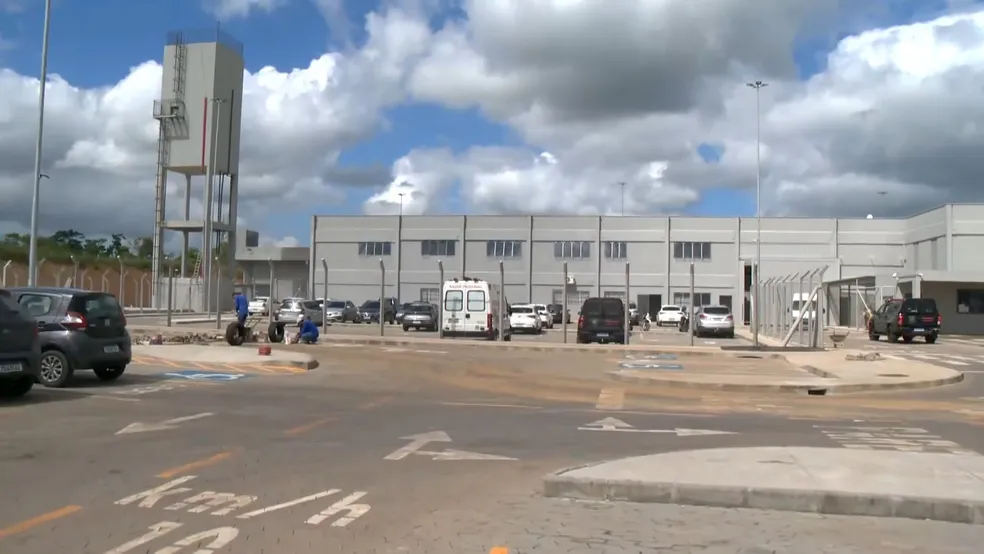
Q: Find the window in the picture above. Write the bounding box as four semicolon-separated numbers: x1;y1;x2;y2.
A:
604;241;628;259
17;294;55;317
554;241;591;259
702;306;731;315
604;291;626;299
672;241;712;260
444;290;463;312
467;290;486;311
957;290;984;314
357;241;392;256
486;240;522;258
421;240;456;257
719;295;733;312
672;292;710;307
420;288;440;304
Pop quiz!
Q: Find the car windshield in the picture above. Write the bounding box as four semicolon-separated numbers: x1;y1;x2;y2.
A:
70;293;122;318
661;306;680;312
702;307;730;315
362;301;380;309
281;300;298;308
408;304;431;313
902;299;937;314
325;301;346;308
302;301;321;309
583;299;622;317
512;306;534;314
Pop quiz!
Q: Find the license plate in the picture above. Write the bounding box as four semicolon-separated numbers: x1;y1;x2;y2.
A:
597;332;609;337
0;362;23;374
104;345;120;353
913;328;924;333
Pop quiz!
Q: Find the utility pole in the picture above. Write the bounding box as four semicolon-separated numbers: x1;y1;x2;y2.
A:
27;0;53;286
619;182;626;216
747;80;768;347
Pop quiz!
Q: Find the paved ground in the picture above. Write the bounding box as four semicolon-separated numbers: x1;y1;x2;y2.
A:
3;343;984;552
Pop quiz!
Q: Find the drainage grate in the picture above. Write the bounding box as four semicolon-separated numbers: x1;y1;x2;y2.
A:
807;388;828;396
737;355;762;359
878;373;909;378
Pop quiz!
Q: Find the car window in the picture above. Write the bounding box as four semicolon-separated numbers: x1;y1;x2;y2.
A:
902;298;937;315
325;301;346;308
467;290;486;311
444;290;463;312
302;301;321;309
408;303;431;313
69;293;121;318
583;298;623;317
660;306;680;312
702;306;730;315
511;306;533;314
361;301;380;309
346;301;355;308
0;291;23;317
17;294;56;317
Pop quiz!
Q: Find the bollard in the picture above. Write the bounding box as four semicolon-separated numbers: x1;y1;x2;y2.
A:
562;262;569;344
437;260;444;339
379;259;386;337
321;258;329;329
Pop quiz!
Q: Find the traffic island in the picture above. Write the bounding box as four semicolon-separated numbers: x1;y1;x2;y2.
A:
543;446;984;524
131;344;318;371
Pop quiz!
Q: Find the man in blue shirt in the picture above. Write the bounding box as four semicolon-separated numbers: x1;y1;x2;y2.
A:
298;315;319;344
233;292;249;326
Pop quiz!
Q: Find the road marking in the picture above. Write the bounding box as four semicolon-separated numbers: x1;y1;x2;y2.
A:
440;401;542;409
284;417;336;436
117;412;215;435
157;451;236;478
595;387;625;410
413;449;518;461
306;492;371;527
384;430;517;461
0;505;82;539
815;425;978;455
166;491;258;516
92;394;142;402
358;395;394;410
237;491;339;519
578;417;737;436
103;522;239;554
491;548;509;554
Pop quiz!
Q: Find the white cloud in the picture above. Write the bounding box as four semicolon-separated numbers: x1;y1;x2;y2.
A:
202;0;287;19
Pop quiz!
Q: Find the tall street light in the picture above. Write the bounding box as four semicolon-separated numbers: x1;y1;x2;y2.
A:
619;182;626;216
747;80;768;347
397;192;405;216
27;0;53;287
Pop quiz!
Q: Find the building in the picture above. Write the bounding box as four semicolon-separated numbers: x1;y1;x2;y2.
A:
241;204;984;334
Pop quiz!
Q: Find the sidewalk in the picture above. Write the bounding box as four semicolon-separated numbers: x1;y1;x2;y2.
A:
543;447;984;524
132;344;318;371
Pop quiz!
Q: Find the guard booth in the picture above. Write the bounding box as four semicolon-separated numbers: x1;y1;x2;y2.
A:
894;271;984;336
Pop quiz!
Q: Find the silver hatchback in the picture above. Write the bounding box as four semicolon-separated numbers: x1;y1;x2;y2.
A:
694;305;735;338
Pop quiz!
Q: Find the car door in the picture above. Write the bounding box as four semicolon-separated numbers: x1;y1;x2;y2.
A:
0;291;37;356
444;289;463;333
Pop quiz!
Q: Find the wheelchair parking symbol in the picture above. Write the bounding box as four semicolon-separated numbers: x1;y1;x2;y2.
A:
162;370;251;381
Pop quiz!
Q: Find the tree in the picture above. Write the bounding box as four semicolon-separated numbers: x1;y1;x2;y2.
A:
0;230;164;270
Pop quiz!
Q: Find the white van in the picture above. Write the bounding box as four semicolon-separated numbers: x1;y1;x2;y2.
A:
441;278;511;340
791;292;816;324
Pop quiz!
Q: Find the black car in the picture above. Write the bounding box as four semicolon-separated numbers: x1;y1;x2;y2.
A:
402;302;438;331
868;297;940;344
547;303;571;324
4;287;132;387
360;299;396;324
576;297;626;344
0;289;41;398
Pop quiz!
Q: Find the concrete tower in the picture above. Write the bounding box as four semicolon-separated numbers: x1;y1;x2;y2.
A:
151;29;245;311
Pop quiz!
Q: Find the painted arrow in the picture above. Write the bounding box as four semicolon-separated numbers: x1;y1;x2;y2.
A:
384;431;452;460
416;449;518;461
578;417;736;436
116;413;215;435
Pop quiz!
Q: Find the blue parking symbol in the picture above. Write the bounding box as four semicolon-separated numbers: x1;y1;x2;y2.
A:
618;361;684;370
162;370;251;381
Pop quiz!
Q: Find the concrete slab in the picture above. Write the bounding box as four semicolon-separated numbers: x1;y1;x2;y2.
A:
544;446;984;524
131;344;318;370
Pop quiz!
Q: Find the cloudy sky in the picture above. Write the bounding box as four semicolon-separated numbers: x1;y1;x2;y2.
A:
1;0;982;248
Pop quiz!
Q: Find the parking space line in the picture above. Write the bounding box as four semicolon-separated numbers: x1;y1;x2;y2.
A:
441;401;542;409
156;450;237;479
284;417;336;436
0;505;82;539
595;387;625;410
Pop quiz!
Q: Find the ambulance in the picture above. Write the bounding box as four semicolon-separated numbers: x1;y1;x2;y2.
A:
440;278;511;340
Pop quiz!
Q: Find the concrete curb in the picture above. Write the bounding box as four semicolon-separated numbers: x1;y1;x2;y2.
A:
542;472;984;525
606;368;964;394
130;346;319;371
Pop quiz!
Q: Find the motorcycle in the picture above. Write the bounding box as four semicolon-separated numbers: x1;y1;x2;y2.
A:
642;313;652;331
678;310;690;333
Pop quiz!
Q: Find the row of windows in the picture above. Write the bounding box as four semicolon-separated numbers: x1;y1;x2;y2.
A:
358;240;710;260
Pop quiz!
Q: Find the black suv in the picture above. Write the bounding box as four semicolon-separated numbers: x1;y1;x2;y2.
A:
576;297;627;344
360;299;397;324
868;297;940;344
0;289;41;398
5;287;132;387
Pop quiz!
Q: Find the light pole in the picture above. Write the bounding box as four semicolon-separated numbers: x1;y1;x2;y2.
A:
397;192;405;216
27;0;53;287
619;182;626;216
747;80;768;347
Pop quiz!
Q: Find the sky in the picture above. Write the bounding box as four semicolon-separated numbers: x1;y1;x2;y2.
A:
1;0;984;249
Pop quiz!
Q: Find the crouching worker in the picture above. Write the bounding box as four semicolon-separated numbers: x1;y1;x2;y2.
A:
297;315;319;344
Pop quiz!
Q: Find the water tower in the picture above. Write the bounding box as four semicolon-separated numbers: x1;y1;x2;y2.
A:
150;29;244;311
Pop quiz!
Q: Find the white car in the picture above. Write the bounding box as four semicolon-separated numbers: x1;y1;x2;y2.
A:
532;303;553;329
509;304;542;334
248;296;270;315
655;305;684;326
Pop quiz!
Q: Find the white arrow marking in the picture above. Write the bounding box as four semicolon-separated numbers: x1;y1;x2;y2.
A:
116;413;215;435
413;449;518;461
578;426;736;436
384;431;452;460
581;417;635;431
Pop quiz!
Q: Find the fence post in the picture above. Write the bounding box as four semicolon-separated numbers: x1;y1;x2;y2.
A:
138;276;144;309
797;272;807;345
437;260;444;339
1;260;9;286
379;259;386;337
498;260;505;340
166;268;174;327
101;270;111;293
36;258;46;286
562;261;569;344
321;258;329;328
806;269;817;346
689;262;695;346
267;259;275;328
215;259;223;330
624;262;630;345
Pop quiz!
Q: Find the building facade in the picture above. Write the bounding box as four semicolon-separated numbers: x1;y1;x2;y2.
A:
293;204;984;334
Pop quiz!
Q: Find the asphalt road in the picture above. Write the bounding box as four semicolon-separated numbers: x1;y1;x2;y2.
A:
3;346;984;553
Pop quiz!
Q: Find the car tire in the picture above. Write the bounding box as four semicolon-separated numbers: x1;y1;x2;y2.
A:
902;335;913;344
38;350;73;388
886;329;899;342
926;333;938;344
727;332;735;339
868;325;879;341
402;325;409;332
0;377;33;398
268;322;286;343
94;365;126;381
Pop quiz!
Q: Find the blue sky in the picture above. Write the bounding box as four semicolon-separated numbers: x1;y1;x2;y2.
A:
0;0;969;240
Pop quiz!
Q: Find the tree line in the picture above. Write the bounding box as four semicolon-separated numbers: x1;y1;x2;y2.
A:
0;230;206;270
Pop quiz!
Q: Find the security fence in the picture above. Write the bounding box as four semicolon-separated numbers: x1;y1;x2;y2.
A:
757;266;829;347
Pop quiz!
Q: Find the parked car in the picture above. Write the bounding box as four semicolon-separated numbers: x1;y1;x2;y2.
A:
322;300;361;323
402;302;439;331
4;287;131;388
692;305;735;338
277;297;321;325
360;299;396;324
656;305;685;326
868;297;940;343
0;289;41;398
532;303;553;329
395;302;413;324
577;297;626;344
509;304;542;334
547;303;570;324
248;296;270;315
